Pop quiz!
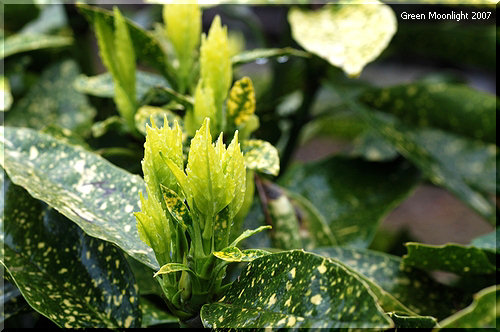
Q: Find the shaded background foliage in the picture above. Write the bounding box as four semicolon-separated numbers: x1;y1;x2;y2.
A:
1;1;497;329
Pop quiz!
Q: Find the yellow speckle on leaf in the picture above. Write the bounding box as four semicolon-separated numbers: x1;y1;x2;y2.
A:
310;294;322;305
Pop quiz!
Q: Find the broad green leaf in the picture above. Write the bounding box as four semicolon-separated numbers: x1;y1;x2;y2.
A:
0;281;29;323
5;60;96;135
201;250;392;329
227;76;256;127
126;258;162;296
314;247;468;318
360;82;497;143
73;71;169;100
470;229;498;254
280;156;420;247
242;139;280;176
402;242;496;275
288;1;397;76
300;109;398;162
0;126;158;270
0;178;141;328
0;33;72;59
391;23;496;71
213;247;270;263
231;47;309;66
387;312;437;329
352;103;496;224
438;285;498;329
78;4;171;82
140;297;178;327
1;76;13;111
134;106;183;136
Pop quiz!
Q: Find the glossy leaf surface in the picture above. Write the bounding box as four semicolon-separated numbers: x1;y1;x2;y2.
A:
280;156;420;247
201;250;392;329
0;177;141;328
402;242;496;275
6;60;96;135
1;126;158;269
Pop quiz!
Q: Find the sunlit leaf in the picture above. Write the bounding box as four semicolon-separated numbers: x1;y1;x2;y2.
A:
288;1;397;76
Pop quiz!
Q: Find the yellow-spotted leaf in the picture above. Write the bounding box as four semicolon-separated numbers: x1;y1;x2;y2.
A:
0;177;141;328
438;285;498;329
242;139;280;176
227;76;256;127
5;60;96;135
0;126;158;270
201;250;392;329
213;247;270;263
351;103;496;224
288;1;397;77
402;242;496;275
315;247;468;319
154;263;195;278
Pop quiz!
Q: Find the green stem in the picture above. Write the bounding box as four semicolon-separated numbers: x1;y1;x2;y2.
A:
280;59;324;174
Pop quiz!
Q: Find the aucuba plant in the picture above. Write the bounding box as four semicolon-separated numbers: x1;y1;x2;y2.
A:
135;117;270;319
1;1;497;329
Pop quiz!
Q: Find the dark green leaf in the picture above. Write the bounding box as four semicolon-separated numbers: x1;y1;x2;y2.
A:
231;47;309;66
6;60;96;135
0;177;141;328
73;71;169;100
387;312;437;329
391;23;496;71
314;247;468;318
140;297;177;327
360;82;497;143
1;281;29;323
142;86;194;109
0;126;158;270
280;156;420;247
77;4;172;82
1;33;72;59
352;103;496;224
201;250;392;329
438;285;498;329
402;242;496;275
